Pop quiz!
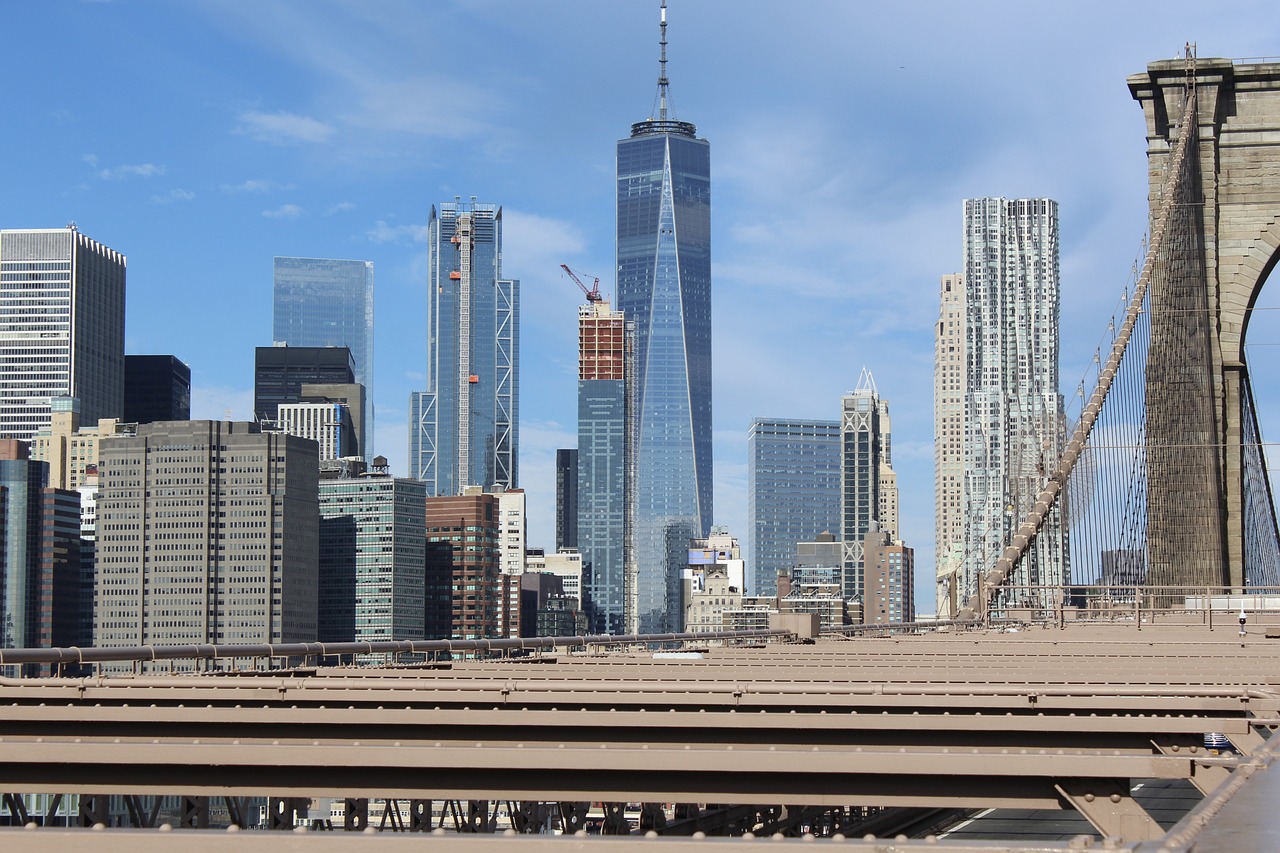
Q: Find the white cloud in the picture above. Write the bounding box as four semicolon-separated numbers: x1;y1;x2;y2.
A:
262;203;304;219
236;110;335;145
150;188;195;204
326;201;356;215
367;220;428;244
220;178;291;193
97;162;165;180
81;153;97;167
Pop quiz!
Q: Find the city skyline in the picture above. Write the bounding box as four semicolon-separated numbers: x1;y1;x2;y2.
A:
5;2;1280;614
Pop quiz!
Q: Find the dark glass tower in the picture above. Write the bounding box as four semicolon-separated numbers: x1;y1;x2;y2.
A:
616;2;711;632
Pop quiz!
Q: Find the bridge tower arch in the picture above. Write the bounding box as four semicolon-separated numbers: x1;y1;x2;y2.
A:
1130;58;1280;587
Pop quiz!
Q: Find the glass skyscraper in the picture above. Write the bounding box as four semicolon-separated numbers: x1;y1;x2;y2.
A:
272;257;374;455
747;418;841;597
616;6;712;633
959;198;1067;607
577;302;632;634
410;201;518;496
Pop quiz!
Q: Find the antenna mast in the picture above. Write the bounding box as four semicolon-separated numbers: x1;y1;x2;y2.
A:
657;0;669;119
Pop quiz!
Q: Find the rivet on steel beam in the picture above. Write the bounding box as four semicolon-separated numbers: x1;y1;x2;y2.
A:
226;825;240;833
646;830;659;838
693;831;707;839
1110;793;1122;803
24;822;37;831
159;823;172;832
1084;793;1096;802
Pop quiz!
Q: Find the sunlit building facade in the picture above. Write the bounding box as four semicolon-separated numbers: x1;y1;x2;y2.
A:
959;198;1068;608
0;227;125;441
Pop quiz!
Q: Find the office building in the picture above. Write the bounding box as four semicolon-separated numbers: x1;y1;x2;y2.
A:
29;397;135;490
577;301;632;634
273;257;374;454
934;273;965;618
840;370;888;605
747;418;841;597
254;345;356;427
555;448;578;551
123;355;191;424
523;548;586;637
864;528;915;625
495;487;526;638
958;198;1068;607
410;201;518;496
318;472;427;644
877;400;900;539
0;227;126;441
94;421;319;652
424;490;500;640
0;443;83;652
277;399;358;461
617;3;712;632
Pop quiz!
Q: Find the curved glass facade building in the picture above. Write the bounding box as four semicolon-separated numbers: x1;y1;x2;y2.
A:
616;117;712;633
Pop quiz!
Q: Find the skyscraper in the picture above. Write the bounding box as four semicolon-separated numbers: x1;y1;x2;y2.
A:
617;2;712;632
747;418;841;597
555;448;579;552
577;301;632;633
273;257;374;453
94;421;320;654
123;355;191;424
840;371;887;604
253;345;356;426
410;201;518;496
0;227;126;441
958;198;1067;608
934;273;965;618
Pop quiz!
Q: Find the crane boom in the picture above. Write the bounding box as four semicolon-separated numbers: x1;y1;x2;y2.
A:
560;263;603;303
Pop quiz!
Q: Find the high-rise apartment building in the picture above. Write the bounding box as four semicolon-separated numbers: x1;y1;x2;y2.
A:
577;301;632;633
277;400;357;461
424;490;500;640
94;421;320;652
934;273;965;617
0;227;126;440
123;355;191;424
877;400;900;539
495;487;526;638
273;257;374;453
555;448;578;552
864;529;915;625
957;198;1067;608
318;472;427;644
617;4;712;632
410;201;518;496
840;371;887;605
747;418;841;597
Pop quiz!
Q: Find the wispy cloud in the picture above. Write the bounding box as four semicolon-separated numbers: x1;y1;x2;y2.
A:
262;203;304;219
326;201;356;215
367;220;427;243
97;162;165;180
220;178;292;193
150;188;195;204
235;110;335;145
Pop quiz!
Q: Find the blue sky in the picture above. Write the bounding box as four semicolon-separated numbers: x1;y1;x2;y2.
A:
6;1;1280;613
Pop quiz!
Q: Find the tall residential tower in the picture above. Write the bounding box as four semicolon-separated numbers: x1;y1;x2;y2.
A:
410;202;518;496
617;2;712;632
957;198;1067;607
934;273;965;617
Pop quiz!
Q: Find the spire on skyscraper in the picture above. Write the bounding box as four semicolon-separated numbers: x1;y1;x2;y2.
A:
633;1;696;138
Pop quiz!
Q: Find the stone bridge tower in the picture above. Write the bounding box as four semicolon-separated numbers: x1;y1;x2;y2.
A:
1129;58;1280;587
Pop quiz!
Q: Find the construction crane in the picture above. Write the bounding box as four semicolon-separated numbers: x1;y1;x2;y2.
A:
561;264;603;304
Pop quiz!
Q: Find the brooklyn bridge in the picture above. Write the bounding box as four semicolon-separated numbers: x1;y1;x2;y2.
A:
4;51;1280;852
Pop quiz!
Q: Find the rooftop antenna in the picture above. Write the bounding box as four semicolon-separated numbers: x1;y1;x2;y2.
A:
658;1;669;119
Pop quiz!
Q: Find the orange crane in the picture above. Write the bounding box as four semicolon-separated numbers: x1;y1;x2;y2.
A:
561;264;603;304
